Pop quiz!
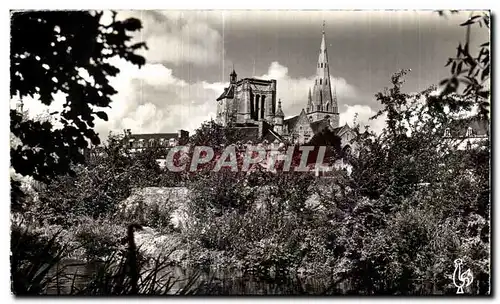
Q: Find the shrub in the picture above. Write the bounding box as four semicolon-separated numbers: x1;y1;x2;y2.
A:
72;217;125;260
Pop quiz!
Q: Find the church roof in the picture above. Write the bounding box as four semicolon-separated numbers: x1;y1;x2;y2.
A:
284;115;300;131
262;129;282;142
332;124;354;136
216;84;235;101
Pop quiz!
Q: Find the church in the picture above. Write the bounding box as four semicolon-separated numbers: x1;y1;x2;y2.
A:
215;24;356;152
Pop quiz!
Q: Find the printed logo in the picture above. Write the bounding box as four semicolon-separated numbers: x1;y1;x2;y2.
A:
453;258;473;294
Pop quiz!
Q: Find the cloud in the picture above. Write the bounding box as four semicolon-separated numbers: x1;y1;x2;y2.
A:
93;58;218;138
117;11;224;66
258;61;357;119
97;60;363;138
339;104;387;134
19;60;381;141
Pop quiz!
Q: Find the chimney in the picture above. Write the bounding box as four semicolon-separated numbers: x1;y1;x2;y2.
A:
177;129;189;144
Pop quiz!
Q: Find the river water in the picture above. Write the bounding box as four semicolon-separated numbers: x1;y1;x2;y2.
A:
45;259;347;295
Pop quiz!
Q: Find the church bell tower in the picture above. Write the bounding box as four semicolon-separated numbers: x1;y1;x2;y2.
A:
307;21;339;127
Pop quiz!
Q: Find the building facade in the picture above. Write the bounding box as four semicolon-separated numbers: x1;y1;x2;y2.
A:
216;71;278;126
443;116;489;150
124;129;190;153
214;23;355;153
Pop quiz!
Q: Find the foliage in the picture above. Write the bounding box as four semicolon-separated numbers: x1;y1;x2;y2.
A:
11;222;67;295
34;132;165;226
189;120;253;148
328;67;490;294
10;10;146;216
117;195;176;231
72;217;125;260
439;11;490;120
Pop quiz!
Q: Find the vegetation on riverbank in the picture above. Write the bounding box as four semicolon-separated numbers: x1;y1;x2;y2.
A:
10;10;490;295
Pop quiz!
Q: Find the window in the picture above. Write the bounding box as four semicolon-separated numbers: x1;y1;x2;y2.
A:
320;78;322;85
325;78;328;85
444;128;451;137
321;63;323;68
466;127;473;137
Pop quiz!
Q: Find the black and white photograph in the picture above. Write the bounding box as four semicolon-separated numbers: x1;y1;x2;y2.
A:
9;8;491;296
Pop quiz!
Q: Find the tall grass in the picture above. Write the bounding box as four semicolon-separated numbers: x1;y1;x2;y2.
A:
65;252;203;295
11;225;67;295
11;221;204;296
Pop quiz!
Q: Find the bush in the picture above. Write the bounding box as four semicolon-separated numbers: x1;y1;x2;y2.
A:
72;217;125;260
117;197;175;231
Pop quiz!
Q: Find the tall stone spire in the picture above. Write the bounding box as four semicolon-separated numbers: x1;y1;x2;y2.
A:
307;21;339;127
332;85;338;112
307;88;312;112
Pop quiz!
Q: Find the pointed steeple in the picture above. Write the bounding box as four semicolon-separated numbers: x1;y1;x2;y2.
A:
321;20;326;49
308;21;338;123
332;85;338;113
230;65;237;84
276;99;284;117
307;88;312;112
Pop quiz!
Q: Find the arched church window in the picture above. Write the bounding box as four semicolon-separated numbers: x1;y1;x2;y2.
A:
321;63;323;68
320;78;322;85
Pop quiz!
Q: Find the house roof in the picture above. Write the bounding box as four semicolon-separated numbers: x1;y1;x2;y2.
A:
128;133;178;141
447;116;489;137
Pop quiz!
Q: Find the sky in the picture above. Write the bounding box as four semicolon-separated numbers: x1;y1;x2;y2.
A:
19;10;490;138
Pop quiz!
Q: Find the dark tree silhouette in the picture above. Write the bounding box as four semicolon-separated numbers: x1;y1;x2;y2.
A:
438;11;490;120
10;11;147;209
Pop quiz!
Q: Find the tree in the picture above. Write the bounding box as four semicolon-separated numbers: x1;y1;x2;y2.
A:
10;11;147;201
438;11;490;120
